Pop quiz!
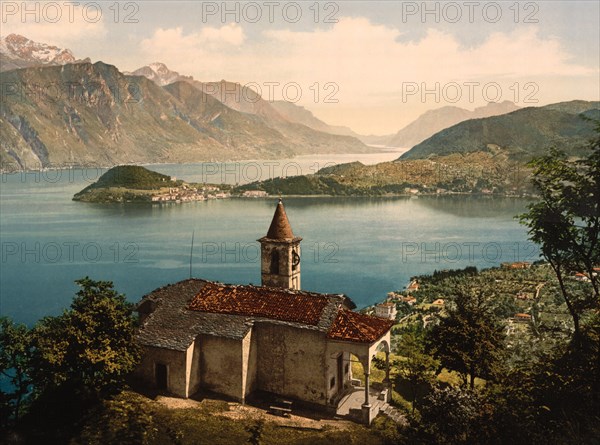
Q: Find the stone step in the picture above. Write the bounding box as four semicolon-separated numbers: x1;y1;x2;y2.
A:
378;403;408;425
374;400;386;412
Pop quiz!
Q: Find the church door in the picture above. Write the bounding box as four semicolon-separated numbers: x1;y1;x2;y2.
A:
337;353;344;393
156;363;168;390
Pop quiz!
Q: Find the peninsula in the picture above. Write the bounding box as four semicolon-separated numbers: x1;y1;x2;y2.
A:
72;165;232;203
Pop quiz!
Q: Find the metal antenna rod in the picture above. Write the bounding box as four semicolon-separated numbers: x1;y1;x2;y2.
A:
189;230;195;279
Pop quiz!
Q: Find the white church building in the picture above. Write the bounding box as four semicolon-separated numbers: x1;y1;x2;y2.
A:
134;200;394;424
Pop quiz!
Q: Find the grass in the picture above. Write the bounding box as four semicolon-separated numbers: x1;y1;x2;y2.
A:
71;391;389;445
350;350;489;416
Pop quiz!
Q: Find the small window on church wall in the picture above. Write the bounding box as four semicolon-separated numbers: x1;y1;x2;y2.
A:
345;363;349;374
330;376;336;389
270;250;279;274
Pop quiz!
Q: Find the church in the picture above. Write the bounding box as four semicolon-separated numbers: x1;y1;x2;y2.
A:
134;199;394;424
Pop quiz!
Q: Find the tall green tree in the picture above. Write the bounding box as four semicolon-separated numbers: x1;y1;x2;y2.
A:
519;122;600;338
0;317;32;425
427;279;505;389
395;330;439;414
30;277;141;400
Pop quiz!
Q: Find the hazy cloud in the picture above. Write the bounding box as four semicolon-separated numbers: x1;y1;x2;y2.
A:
140;17;594;92
1;2;107;47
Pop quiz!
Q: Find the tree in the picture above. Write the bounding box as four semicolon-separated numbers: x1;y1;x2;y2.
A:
74;392;157;445
426;278;505;389
519;122;600;339
488;317;600;445
394;330;439;414
416;385;495;445
0;318;32;425
30;277;141;400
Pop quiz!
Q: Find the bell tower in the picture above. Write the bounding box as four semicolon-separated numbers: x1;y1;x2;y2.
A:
258;199;302;290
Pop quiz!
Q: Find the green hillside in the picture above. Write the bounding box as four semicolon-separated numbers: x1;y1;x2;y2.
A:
88;165;177;190
235;150;532;196
72;165;182;202
399;101;600;161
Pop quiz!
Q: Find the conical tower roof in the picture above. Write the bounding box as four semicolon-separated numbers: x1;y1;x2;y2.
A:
262;199;300;241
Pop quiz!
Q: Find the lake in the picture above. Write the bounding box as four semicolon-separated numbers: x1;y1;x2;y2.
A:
0;152;539;326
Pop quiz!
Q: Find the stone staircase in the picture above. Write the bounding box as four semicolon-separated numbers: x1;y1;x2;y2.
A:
336;386;408;425
378;401;407;425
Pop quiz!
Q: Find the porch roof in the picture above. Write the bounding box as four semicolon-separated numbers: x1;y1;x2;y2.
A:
327;309;395;343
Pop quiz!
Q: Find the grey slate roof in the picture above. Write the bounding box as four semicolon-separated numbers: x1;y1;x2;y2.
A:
136;278;353;351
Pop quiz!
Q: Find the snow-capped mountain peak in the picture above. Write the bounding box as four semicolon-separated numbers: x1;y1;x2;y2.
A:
0;33;88;72
128;62;193;86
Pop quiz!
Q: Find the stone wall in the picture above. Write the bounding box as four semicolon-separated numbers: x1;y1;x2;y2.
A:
199;334;244;401
242;330;258;399
255;323;327;405
135;325;391;411
260;242;301;289
134;345;188;397
324;350;352;404
188;340;202;396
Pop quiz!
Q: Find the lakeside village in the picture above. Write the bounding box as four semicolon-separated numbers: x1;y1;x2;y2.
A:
148;182;268;203
127;182;520;204
148;185;459;204
136;178;514;204
70;164;539;203
366;261;600;336
144;182;473;204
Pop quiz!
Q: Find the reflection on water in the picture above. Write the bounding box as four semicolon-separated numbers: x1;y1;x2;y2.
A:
412;195;533;218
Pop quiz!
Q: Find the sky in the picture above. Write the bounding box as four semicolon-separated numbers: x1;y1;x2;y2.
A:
2;1;599;134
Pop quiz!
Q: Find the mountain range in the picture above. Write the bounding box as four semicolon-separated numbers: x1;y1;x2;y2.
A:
129;63;391;145
126;62;193;86
234;99;600;197
0;33;89;72
127;69;372;162
399;100;600;161
2;34;598;173
387;101;521;148
0;39;368;171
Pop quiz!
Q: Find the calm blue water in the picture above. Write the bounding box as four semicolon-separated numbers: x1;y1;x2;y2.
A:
0;156;539;326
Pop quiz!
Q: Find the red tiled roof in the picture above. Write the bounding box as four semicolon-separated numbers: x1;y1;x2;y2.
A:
264;199;297;240
327;309;394;343
187;282;330;325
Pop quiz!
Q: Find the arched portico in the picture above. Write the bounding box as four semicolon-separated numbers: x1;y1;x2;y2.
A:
326;329;393;424
357;337;392;414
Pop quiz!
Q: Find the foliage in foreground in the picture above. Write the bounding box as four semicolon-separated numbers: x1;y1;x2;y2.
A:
0;278;141;443
30;277;141;399
519;119;599;338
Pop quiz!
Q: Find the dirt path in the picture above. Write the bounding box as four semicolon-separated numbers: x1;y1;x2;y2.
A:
155;395;355;431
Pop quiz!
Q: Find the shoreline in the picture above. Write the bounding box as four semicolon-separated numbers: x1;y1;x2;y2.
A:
0;148;407;175
73;191;536;205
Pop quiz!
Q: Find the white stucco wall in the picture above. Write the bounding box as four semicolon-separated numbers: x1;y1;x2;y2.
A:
255;323;328;405
135;345;189;398
242;329;258;399
199;334;244;401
